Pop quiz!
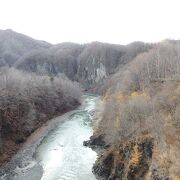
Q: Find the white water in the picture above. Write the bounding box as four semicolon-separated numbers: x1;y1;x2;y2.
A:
35;95;98;180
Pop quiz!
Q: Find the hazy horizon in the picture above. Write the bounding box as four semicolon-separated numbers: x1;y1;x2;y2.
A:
1;0;180;45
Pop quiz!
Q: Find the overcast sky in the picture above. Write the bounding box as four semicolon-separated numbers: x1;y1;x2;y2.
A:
0;0;180;44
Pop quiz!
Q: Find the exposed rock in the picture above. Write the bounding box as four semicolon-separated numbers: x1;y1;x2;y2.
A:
83;134;110;150
89;136;154;180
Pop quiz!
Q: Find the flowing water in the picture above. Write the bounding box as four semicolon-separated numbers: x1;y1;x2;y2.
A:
35;95;99;180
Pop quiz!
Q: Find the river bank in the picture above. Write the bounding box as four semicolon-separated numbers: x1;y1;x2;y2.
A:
0;94;100;180
0;108;82;180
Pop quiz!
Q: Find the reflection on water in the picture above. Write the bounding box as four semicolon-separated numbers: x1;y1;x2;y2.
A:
35;95;99;180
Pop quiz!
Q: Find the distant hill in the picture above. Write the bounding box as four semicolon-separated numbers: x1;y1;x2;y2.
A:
0;29;152;90
0;29;51;66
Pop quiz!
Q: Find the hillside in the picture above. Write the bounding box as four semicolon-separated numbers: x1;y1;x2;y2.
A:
15;43;83;80
0;29;51;66
0;30;153;90
85;40;180;180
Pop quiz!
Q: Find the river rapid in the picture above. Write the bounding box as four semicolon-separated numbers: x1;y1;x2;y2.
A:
34;94;99;180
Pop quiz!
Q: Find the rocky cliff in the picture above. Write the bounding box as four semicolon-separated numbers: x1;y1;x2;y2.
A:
85;135;153;180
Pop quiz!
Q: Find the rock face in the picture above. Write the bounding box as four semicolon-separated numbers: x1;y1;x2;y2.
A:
77;42;124;89
83;134;109;150
85;135;153;180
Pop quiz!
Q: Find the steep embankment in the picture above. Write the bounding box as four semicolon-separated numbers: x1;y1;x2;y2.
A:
86;40;180;180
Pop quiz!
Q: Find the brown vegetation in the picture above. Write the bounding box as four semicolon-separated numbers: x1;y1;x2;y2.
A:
89;40;180;180
0;68;82;165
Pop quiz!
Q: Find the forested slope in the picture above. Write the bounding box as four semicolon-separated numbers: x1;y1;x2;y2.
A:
0;68;82;165
15;41;152;90
86;40;180;180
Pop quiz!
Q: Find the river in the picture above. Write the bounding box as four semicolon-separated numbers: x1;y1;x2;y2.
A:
34;94;99;180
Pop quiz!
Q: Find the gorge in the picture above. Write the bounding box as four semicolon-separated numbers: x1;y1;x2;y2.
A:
0;29;179;180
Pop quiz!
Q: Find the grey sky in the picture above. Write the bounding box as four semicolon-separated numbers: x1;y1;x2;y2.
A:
0;0;180;44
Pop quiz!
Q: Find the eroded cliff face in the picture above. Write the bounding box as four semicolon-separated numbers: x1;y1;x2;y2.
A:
88;134;180;180
85;135;154;180
76;42;124;90
77;61;107;90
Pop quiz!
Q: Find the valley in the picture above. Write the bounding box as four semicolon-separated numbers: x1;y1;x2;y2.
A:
0;30;179;180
